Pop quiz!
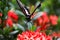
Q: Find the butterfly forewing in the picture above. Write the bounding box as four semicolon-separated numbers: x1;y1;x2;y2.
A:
16;0;30;16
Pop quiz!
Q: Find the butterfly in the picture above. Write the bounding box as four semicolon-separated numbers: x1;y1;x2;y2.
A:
16;0;42;22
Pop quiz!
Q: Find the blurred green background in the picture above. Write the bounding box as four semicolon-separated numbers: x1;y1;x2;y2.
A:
0;0;60;15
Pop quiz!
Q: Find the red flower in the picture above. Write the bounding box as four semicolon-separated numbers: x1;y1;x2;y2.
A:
33;12;50;31
41;12;49;24
46;35;52;40
49;15;58;25
36;27;41;32
6;18;13;27
52;32;58;37
0;12;2;17
52;32;60;38
36;24;50;32
17;31;52;40
37;12;49;26
37;18;43;26
8;10;18;20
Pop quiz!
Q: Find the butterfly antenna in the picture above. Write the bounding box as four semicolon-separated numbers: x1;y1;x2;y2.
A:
31;3;41;16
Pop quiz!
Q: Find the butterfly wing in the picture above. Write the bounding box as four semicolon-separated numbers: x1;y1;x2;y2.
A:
31;3;41;16
16;0;30;16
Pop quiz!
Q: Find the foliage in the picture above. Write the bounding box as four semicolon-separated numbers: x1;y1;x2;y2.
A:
0;0;60;40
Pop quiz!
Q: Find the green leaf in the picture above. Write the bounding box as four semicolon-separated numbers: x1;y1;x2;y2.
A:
3;27;13;35
31;12;43;21
15;10;25;16
9;30;19;35
27;22;32;30
58;16;60;24
13;24;25;31
30;25;36;31
8;2;15;9
27;22;36;31
46;30;52;35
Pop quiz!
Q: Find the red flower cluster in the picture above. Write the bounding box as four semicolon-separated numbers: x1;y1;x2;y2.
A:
49;15;58;25
6;10;18;27
34;12;58;31
8;10;18;20
17;31;52;40
6;18;13;27
37;12;49;26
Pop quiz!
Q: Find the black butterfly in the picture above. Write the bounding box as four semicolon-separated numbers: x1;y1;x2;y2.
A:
16;0;41;22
